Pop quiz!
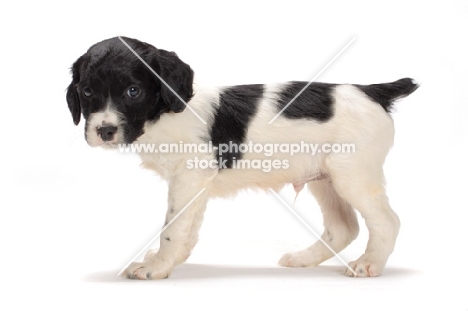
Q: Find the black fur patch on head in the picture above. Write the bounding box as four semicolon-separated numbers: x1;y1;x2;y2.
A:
210;84;263;169
66;37;194;144
276;82;336;122
354;78;419;113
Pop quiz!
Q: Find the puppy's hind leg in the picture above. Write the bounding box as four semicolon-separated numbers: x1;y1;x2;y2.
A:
279;176;359;268
326;155;400;277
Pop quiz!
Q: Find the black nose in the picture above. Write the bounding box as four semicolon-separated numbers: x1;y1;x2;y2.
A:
97;126;117;141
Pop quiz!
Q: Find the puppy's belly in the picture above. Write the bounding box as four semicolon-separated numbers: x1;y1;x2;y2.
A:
209;154;324;198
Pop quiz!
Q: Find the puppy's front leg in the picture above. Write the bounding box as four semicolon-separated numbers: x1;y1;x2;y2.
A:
123;171;212;280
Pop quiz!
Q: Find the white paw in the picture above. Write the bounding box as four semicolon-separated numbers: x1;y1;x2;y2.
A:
122;255;173;280
278;250;320;268
345;255;385;277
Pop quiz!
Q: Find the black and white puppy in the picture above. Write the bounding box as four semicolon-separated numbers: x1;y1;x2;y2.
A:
66;37;418;279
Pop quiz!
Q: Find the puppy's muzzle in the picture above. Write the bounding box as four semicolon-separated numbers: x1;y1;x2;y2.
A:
97;125;117;141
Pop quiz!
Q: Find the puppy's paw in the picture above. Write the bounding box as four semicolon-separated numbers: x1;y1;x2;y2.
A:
122;256;173;280
345;255;385;277
278;250;320;268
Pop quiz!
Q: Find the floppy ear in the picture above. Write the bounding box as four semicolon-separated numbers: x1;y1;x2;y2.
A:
66;56;84;125
156;50;194;113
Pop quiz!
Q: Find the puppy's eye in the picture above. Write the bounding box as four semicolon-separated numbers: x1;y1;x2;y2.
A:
127;86;140;98
83;88;92;98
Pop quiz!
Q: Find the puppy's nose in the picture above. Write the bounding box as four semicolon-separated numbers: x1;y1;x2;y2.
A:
97;126;117;141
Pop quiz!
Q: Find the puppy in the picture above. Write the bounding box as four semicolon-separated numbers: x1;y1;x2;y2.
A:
66;37;418;279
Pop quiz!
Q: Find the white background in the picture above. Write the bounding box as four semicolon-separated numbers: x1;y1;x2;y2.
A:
1;0;467;310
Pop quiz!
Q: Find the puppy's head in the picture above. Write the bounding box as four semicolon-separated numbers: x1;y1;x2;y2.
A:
66;37;194;147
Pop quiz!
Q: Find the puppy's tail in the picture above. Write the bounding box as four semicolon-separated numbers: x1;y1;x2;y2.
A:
355;78;419;113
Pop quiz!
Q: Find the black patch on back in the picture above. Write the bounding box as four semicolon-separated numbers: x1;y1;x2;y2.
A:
210;84;263;169
355;78;419;113
276;82;336;121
